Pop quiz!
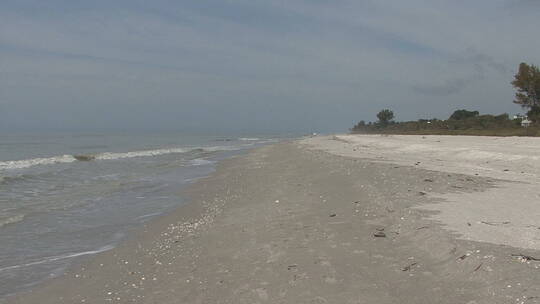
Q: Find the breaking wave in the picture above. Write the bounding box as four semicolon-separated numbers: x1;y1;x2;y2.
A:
0;214;25;228
94;148;190;160
0;145;248;171
0;155;77;171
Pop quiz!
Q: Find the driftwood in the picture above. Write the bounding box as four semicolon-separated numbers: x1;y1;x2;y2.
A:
512;254;540;261
480;221;510;226
373;231;386;238
457;254;469;261
473;263;483;272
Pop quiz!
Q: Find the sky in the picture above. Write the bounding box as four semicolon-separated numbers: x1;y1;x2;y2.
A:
1;0;539;133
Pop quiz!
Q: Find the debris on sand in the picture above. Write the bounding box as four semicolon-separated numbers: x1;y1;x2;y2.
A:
329;213;337;217
473;263;483;272
401;262;418;271
480;221;510;226
457;253;470;261
511;254;540;262
373;231;386;238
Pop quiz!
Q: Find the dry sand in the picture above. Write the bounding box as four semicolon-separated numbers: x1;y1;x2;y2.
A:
7;138;540;303
303;135;540;251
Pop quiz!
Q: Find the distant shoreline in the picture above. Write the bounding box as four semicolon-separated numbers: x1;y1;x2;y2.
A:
351;127;540;137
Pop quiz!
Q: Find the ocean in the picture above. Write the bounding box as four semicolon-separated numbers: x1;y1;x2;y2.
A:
0;132;286;298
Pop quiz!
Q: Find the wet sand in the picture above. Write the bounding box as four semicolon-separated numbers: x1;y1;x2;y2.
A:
8;138;540;303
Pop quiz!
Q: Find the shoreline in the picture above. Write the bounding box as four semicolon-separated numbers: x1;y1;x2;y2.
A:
9;137;540;303
0;145;255;301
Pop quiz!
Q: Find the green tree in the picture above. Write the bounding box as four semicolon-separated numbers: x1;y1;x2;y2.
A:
376;109;394;125
512;62;540;109
527;106;540;123
449;109;479;120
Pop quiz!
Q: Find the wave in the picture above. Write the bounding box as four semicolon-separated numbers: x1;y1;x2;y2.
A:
0;174;34;185
0;214;25;228
189;158;215;166
0;245;114;273
95;147;190;160
134;212;162;221
238;137;260;141
0;145;246;171
0;155;77;171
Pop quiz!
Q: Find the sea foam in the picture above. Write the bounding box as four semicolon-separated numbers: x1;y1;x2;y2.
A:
0;146;237;171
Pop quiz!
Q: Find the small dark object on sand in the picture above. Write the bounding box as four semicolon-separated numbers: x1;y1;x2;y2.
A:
481;221;510;226
457;254;468;261
416;226;429;230
329;213;336;217
287;265;297;270
418;191;427;196
473;263;483;272
512;254;540;261
401;262;418;271
467;222;472;226
424;178;434;182
373;231;386;238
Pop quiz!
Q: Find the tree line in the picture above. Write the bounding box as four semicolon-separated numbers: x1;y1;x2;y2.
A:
351;62;540;136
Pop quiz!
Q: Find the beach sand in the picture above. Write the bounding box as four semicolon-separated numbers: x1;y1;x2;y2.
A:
8;136;540;303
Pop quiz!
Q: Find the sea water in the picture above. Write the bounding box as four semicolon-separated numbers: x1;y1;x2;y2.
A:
0;132;285;298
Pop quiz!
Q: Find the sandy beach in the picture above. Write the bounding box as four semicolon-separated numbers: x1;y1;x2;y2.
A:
8;135;540;303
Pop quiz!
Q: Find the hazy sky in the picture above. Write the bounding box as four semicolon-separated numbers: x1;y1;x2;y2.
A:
1;0;539;133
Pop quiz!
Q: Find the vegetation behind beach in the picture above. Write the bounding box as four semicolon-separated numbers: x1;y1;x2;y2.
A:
351;62;540;137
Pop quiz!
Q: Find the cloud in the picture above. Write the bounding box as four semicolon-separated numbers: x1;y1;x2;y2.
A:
0;0;538;131
412;79;469;96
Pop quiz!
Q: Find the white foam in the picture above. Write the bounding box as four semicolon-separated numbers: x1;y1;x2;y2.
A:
0;155;76;171
0;245;114;273
0;143;254;172
95;148;189;160
238;137;260;141
189;158;215;166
